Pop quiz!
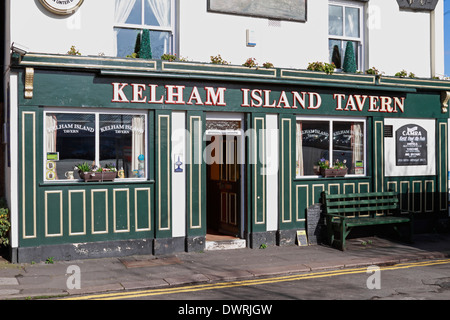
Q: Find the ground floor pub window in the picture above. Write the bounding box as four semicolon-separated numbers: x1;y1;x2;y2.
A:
296;117;365;177
44;110;147;181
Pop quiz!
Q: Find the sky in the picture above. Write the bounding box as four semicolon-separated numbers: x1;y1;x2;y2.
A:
446;0;450;77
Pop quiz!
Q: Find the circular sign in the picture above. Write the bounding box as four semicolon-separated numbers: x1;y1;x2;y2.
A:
39;0;84;15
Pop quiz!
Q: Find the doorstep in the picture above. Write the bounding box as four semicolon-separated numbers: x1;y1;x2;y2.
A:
205;239;247;251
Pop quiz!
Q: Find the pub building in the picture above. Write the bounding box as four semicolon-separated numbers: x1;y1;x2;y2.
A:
1;0;450;262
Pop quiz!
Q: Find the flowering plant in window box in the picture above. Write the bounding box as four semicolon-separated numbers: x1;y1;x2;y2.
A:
317;158;347;177
75;162;117;182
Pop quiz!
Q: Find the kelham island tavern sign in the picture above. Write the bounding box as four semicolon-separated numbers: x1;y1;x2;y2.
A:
111;83;407;113
39;0;84;15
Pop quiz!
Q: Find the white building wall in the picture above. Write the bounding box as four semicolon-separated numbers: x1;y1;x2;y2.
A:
10;0;115;57
8;0;445;77
367;0;444;78
178;0;328;69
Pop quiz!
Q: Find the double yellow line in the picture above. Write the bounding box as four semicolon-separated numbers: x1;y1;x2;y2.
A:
63;258;450;300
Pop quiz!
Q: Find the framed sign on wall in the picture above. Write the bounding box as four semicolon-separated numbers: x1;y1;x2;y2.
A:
39;0;84;15
207;0;307;22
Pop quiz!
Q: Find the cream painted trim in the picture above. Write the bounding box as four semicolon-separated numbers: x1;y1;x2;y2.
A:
439;122;448;211
162;62;277;78
135;188;152;232
113;189;130;233
254;117;266;225
296;185;308;222
10;74;19;247
44;190;63;237
69;190;86;236
21;111;36;239
424;180;434;213
312;184;325;205
400;181;410;212
189;116;202;229
158;115;171;231
91;189;108;234
280;69;375;84
375;121;384;191
281;118;292;223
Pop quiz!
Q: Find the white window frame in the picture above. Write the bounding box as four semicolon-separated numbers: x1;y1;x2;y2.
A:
114;0;177;56
295;115;367;178
328;0;365;71
43;108;148;183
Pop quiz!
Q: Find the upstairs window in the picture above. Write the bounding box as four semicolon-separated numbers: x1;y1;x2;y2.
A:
328;1;364;71
114;0;175;59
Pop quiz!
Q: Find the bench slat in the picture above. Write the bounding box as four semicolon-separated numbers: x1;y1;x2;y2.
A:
344;216;410;227
326;204;398;214
326;198;398;207
324;192;397;200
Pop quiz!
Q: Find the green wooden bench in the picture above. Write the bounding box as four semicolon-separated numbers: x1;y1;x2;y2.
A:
321;191;413;251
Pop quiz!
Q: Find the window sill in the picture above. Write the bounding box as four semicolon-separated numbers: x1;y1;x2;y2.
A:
40;179;155;187
294;175;370;181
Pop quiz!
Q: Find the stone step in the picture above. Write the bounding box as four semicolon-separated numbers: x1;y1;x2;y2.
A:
205;239;247;251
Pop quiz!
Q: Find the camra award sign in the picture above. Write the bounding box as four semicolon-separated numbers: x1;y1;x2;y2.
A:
39;0;84;15
396;124;428;166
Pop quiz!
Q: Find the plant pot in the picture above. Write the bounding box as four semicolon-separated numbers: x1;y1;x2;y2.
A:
79;171;117;182
320;168;347;178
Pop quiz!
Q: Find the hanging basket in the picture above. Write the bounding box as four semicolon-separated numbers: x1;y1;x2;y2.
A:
320;168;347;178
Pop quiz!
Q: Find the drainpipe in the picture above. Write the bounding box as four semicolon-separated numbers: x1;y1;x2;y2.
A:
430;9;436;78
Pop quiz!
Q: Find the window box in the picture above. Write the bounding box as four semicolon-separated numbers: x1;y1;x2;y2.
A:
79;171;117;182
320;167;348;178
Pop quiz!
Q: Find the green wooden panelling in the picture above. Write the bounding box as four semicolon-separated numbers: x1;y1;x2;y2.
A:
437;120;448;212
114;189;130;233
250;113;266;232
92;189;108;234
186;111;206;236
294;179;372;224
373;118;384;192
279;114;297;229
45;191;62;237
21;111;37;240
155;111;172;237
135;188;151;232
69;190;86;235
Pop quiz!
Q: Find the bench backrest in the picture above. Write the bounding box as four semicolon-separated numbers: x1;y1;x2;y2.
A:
322;191;399;219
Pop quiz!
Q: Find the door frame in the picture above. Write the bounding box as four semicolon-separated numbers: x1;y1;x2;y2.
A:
205;112;246;238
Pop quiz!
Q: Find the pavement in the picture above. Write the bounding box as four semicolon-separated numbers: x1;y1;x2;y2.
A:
1;233;450;300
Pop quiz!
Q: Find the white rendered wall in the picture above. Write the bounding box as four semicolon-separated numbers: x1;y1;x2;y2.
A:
178;0;328;69
367;0;444;78
10;0;115;57
8;1;445;76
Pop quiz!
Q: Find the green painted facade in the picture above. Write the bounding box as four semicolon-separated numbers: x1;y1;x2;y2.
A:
9;53;450;261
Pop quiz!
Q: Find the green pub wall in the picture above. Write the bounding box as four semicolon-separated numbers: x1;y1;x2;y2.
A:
9;54;450;262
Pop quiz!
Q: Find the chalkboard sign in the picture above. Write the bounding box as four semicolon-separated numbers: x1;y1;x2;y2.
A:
207;0;307;22
396;124;427;166
296;230;308;246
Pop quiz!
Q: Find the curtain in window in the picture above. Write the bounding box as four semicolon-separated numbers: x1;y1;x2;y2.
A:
146;0;171;27
114;0;138;55
45;114;57;153
132;115;145;173
296;121;304;176
351;123;363;173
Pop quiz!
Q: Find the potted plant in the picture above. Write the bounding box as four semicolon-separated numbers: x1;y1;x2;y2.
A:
75;162;117;182
317;158;347;177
